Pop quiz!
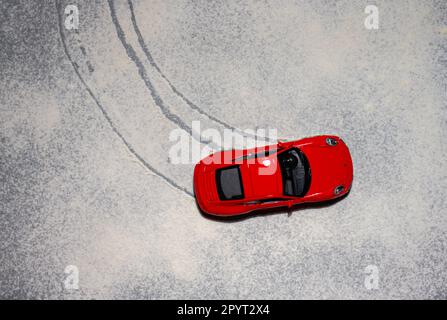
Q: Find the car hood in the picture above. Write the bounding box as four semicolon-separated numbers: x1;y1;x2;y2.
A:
299;138;353;195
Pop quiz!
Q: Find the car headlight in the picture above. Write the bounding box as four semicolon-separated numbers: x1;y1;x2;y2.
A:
326;137;338;146
334;185;344;195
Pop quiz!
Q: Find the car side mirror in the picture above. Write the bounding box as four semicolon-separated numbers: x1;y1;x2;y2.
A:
287;200;293;208
277;139;287;149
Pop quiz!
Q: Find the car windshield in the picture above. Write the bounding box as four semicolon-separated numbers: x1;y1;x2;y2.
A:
215;165;245;200
278;148;311;197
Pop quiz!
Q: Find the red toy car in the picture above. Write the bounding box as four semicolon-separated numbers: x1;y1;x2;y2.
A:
194;135;353;216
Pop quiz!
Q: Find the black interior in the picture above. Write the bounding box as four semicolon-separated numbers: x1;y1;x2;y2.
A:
278;148;311;197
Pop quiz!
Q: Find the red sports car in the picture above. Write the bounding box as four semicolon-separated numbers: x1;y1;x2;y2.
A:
194;135;353;216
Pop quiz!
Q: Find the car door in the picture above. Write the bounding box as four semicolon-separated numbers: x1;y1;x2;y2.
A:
243;197;292;210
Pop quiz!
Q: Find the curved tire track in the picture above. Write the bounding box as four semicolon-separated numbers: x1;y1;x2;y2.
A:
126;0;275;143
108;0;219;149
55;0;193;197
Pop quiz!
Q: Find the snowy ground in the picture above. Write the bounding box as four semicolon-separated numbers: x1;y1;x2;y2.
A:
1;0;446;299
